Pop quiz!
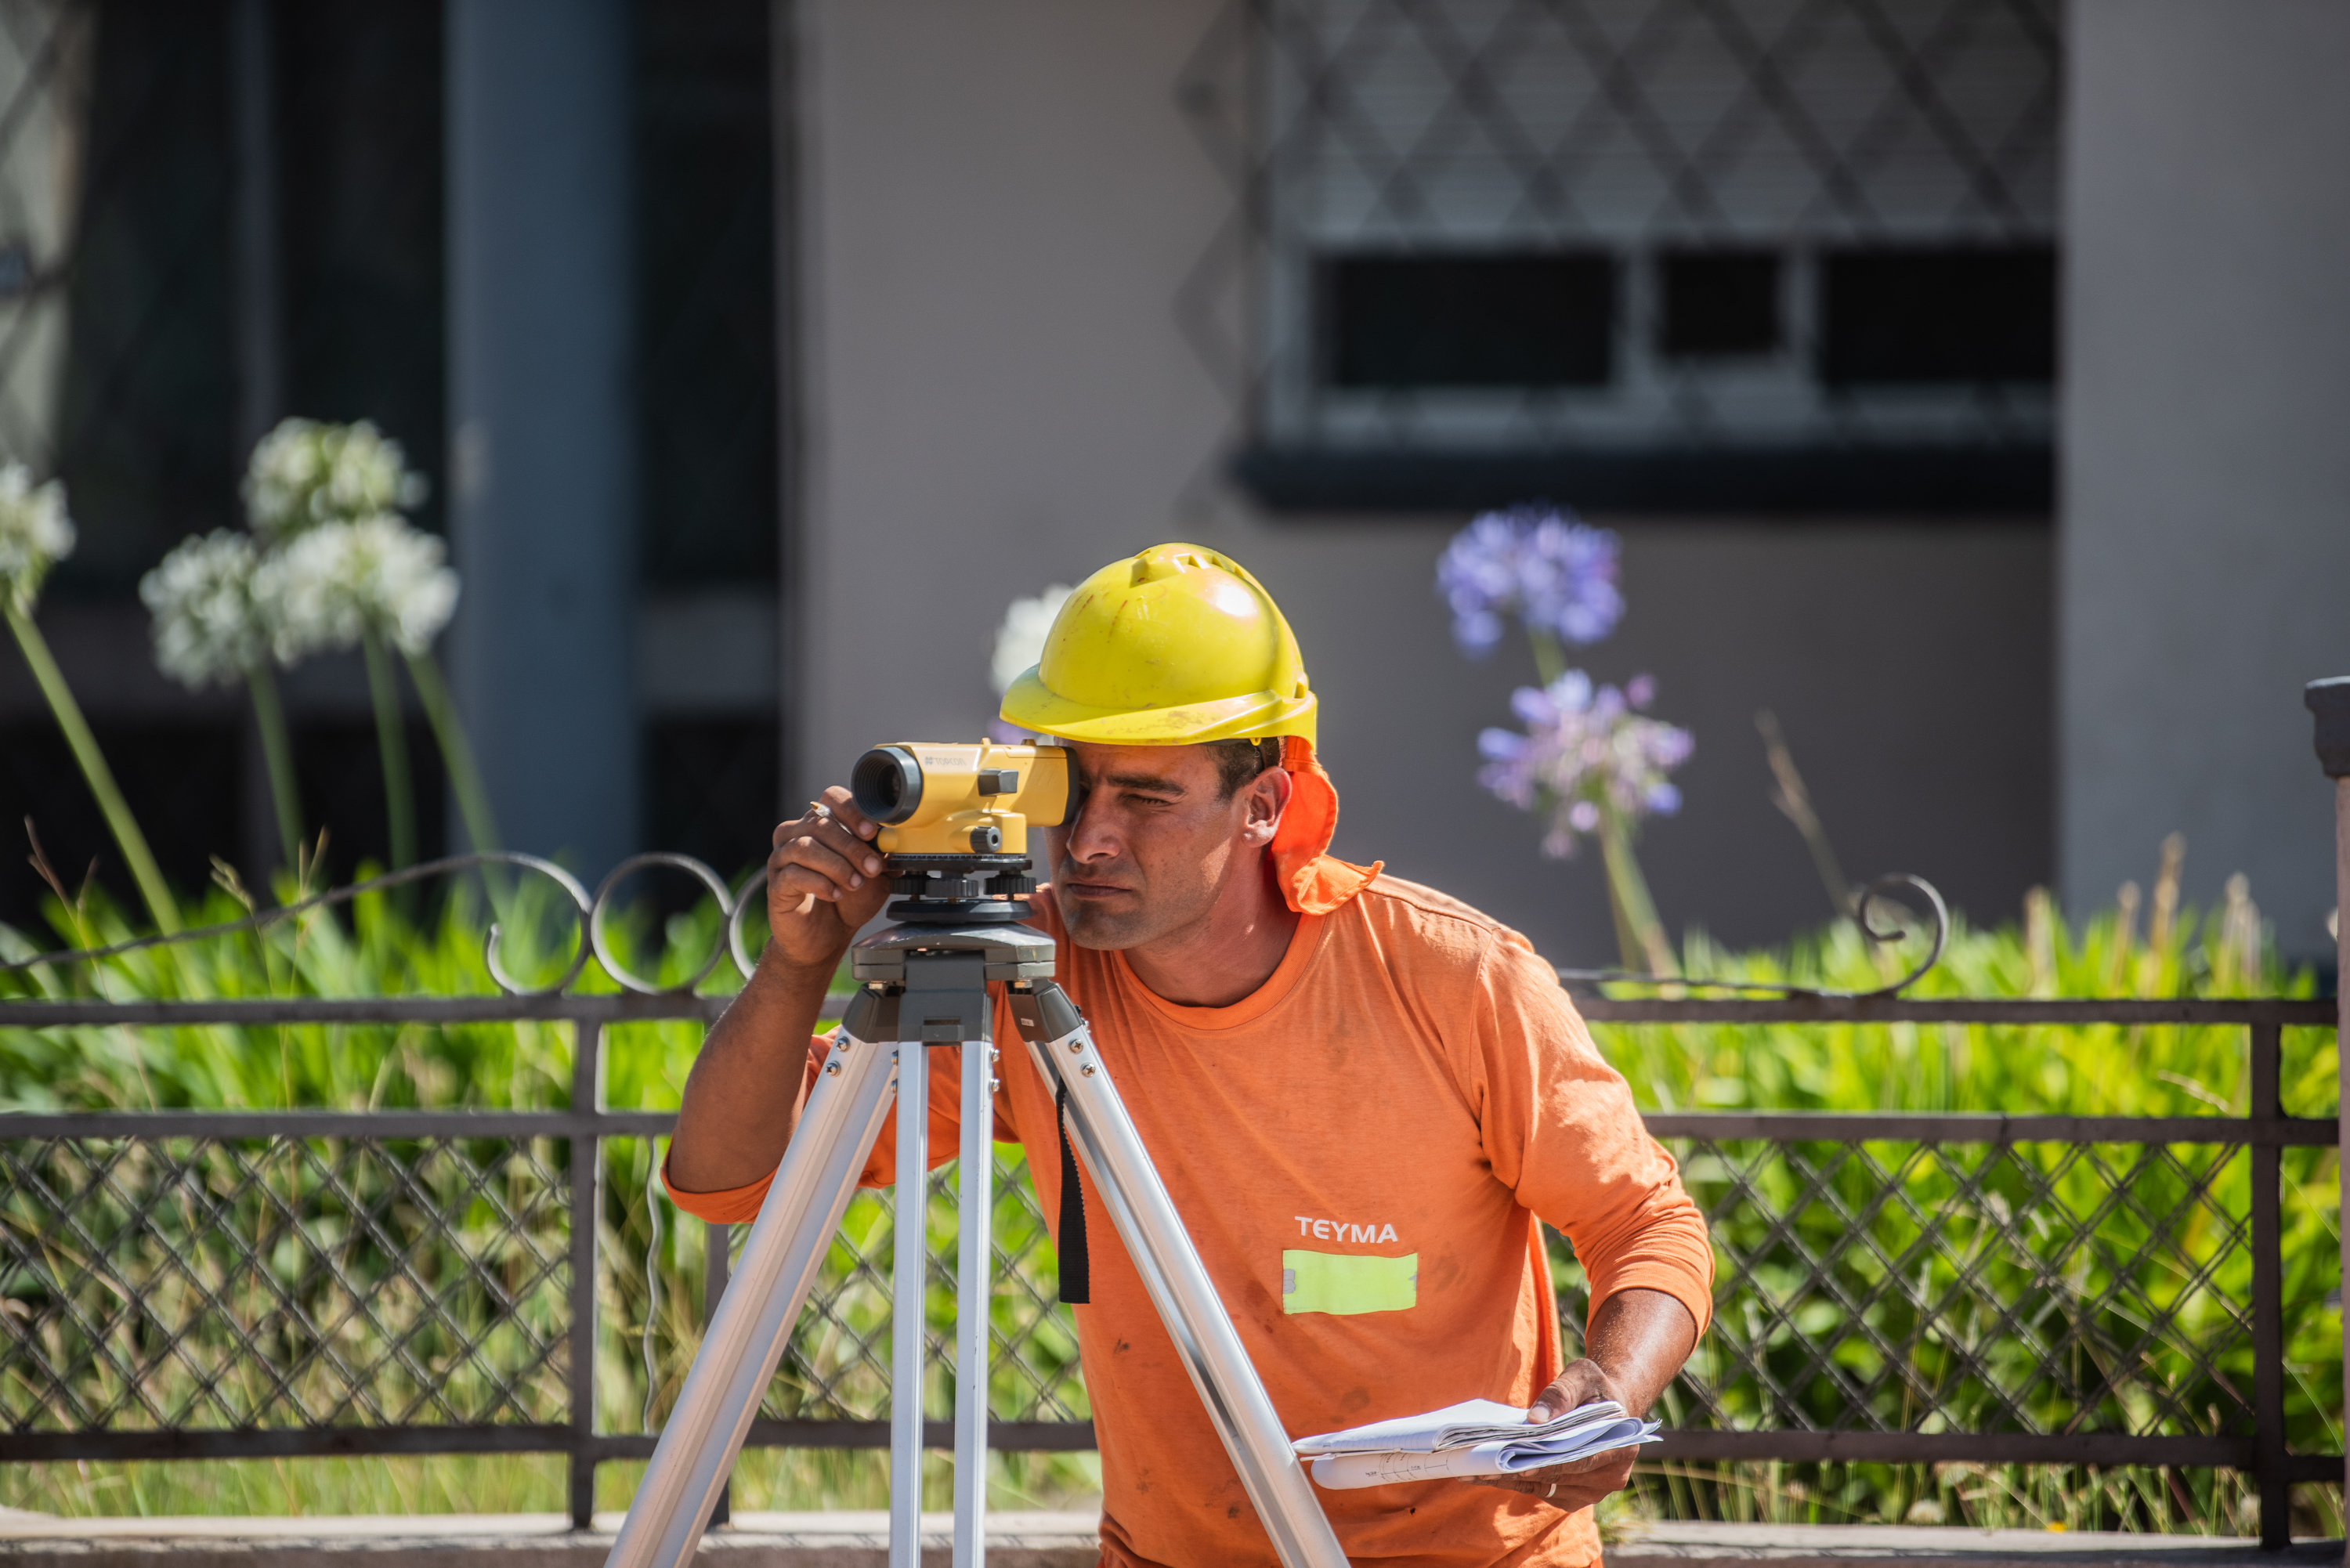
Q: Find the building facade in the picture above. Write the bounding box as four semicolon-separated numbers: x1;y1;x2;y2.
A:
2;0;2344;964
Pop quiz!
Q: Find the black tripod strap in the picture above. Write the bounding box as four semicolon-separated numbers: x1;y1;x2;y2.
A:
1054;1079;1090;1305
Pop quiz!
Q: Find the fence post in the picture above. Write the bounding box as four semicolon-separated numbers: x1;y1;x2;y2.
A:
569;1021;607;1530
2304;677;2350;1540
2250;1021;2286;1548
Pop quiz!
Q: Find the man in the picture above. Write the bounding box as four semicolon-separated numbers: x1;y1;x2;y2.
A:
665;544;1712;1567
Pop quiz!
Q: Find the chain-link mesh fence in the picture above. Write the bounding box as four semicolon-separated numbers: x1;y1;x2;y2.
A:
0;997;2337;1535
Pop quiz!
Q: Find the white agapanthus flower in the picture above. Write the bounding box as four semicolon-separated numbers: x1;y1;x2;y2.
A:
244;417;429;539
990;583;1075;695
255;513;459;661
0;461;74;615
140;530;270;688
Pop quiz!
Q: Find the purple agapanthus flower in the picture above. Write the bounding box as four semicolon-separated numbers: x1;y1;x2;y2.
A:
1476;670;1692;858
1436;504;1623;658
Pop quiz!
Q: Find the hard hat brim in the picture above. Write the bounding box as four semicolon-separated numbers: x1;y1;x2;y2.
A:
999;666;1317;746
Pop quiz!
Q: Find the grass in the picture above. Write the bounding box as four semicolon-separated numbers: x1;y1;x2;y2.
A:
0;1450;1104;1520
0;849;2338;1533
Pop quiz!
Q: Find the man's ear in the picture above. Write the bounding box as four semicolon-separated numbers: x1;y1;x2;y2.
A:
1242;764;1292;845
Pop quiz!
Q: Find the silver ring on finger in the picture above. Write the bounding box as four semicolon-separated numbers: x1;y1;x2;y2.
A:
807;800;837;826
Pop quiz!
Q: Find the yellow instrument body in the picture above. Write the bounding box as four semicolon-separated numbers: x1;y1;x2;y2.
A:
851;742;1072;856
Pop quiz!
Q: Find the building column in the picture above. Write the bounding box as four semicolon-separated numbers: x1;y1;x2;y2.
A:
2059;0;2350;954
446;0;636;876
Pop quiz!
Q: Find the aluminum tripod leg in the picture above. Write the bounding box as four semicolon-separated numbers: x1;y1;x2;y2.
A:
954;1032;996;1566
871;942;1003;1568
606;1024;899;1568
884;1031;999;1568
888;1032;927;1567
1007;984;1348;1568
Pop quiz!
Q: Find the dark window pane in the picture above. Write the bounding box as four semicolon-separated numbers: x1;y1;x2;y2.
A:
292;719;447;883
51;1;237;596
277;0;446;537
644;718;779;883
634;0;779;587
1659;250;1780;358
1820;247;2057;386
1324;253;1613;388
0;721;239;926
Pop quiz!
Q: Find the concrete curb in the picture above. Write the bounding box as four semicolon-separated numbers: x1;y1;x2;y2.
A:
0;1514;2337;1567
1613;1523;2344;1568
0;1512;1095;1568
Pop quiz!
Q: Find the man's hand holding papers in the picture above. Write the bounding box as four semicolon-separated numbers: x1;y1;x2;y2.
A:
1296;1396;1660;1491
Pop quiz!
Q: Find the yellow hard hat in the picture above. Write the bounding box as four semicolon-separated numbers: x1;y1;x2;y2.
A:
998;543;1317;746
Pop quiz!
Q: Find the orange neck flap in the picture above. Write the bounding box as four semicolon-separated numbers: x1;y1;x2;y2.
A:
1269;736;1383;916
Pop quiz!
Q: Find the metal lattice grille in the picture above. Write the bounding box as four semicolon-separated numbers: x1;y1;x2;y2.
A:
0;991;2337;1537
1670;1136;2253;1437
12;1130;2279;1447
769;1158;1085;1425
624;1150;1087;1433
1182;0;2062;456
0;1135;572;1433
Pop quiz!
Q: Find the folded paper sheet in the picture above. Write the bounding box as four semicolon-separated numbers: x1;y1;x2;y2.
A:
1295;1397;1661;1490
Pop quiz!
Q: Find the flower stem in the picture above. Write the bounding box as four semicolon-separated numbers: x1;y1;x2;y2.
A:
1756;709;1853;919
244;662;304;871
3;600;181;933
1528;627;1567;688
403;647;500;855
1599;803;1676;978
360;627;417;872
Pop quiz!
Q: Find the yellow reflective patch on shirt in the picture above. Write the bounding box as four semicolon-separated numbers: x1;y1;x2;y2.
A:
1281;1249;1418;1316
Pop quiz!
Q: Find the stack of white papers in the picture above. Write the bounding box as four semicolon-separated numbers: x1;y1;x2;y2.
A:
1294;1397;1661;1489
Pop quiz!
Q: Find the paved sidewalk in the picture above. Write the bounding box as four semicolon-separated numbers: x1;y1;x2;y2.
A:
0;1512;1096;1567
1618;1523;2342;1568
0;1512;2337;1567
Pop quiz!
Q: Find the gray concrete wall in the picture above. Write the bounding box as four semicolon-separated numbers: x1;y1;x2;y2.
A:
2061;0;2350;958
796;0;2055;967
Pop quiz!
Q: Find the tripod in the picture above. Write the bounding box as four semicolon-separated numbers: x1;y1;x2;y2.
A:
606;900;1347;1568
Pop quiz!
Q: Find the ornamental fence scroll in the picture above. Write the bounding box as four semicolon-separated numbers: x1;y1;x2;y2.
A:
0;854;2339;1547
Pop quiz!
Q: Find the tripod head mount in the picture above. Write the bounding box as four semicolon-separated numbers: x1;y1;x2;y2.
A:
846;907;1056;987
880;851;1036;924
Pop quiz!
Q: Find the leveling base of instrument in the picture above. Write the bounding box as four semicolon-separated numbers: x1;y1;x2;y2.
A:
605;912;1345;1568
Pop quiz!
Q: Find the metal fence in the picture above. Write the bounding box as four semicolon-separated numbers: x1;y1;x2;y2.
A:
0;990;2338;1545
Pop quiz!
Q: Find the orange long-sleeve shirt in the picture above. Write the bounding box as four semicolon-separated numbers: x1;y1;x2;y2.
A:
667;875;1712;1568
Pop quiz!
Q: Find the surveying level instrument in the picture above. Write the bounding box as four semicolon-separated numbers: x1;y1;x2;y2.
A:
607;744;1347;1568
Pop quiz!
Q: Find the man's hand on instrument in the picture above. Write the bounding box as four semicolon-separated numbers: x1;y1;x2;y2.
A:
764;787;893;967
1468;1357;1637;1511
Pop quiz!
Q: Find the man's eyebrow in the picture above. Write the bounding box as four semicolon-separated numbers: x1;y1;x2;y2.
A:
1101;770;1188;794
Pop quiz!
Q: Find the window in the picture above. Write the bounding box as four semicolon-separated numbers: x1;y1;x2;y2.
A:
1324;253;1613;388
1191;0;2062;510
1820;247;2056;386
1660;251;1781;359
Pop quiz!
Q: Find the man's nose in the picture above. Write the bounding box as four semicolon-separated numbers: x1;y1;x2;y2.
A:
1065;789;1121;862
